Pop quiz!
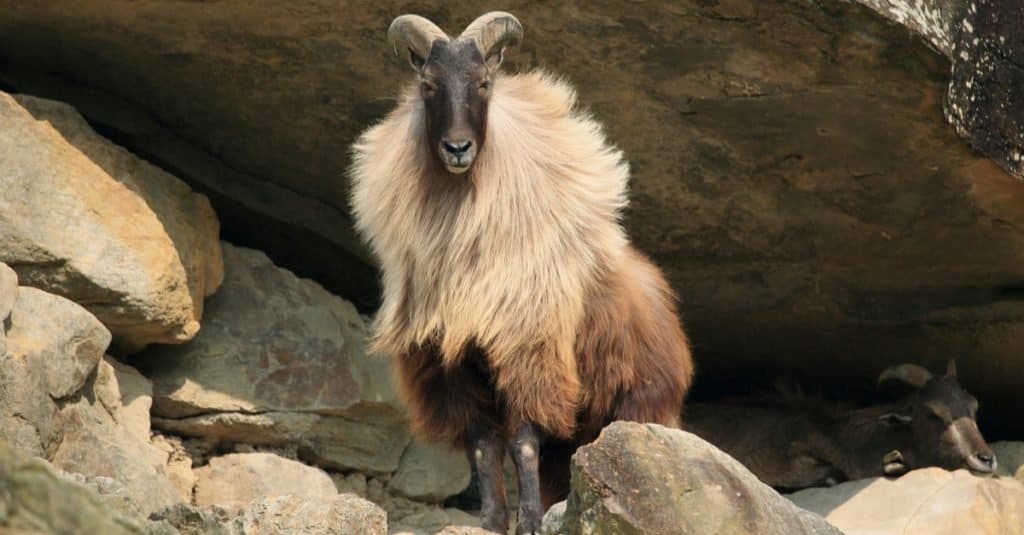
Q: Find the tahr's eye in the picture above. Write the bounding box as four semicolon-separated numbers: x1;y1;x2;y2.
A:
421;82;436;96
479;80;491;91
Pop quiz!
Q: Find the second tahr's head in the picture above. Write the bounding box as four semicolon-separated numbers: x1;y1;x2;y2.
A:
388;12;523;175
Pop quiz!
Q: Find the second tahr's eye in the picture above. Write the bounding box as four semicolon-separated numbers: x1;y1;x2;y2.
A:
421;82;437;96
478;80;491;91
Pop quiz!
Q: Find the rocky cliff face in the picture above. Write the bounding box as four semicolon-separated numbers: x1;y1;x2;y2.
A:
1;2;1023;434
1;1;1024;534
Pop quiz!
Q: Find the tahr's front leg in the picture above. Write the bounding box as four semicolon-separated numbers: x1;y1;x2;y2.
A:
510;422;543;534
467;425;509;534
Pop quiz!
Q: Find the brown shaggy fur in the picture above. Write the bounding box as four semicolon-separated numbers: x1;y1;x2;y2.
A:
350;70;694;501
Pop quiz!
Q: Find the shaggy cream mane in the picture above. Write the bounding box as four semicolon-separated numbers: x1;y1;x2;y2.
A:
349;71;631;381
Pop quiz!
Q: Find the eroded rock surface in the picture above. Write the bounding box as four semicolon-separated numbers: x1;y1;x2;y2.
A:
556;422;841;535
789;467;1024;534
0;92;222;351
0;286;181;515
0;442;145;534
139;243;409;474
234;494;387;535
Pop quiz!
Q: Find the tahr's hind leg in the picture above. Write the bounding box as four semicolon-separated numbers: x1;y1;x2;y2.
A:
509;422;543;534
467;424;509;534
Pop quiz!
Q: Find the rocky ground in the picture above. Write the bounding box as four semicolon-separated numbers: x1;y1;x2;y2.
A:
1;1;1024;534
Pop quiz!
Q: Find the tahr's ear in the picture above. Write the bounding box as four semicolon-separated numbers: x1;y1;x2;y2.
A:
407;48;426;71
878;412;913;427
485;47;505;72
946;359;957;377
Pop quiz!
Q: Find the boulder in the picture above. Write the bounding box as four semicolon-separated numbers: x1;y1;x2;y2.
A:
557;422;841;535
0;286;181;515
139;243;410;474
992;441;1024;480
3;1;1024;434
0;441;145;534
0;286;110;456
194;452;337;513
95;356;156;444
854;0;1024;181
789;467;1024;534
389;440;471;503
233;494;387;535
0;91;222;351
51;377;181;516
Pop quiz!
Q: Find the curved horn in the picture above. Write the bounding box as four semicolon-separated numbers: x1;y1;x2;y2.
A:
459;11;523;60
877;363;934;389
388;14;449;62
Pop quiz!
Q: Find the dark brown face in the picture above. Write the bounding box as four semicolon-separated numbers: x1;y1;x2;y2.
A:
910;376;995;474
412;40;496;174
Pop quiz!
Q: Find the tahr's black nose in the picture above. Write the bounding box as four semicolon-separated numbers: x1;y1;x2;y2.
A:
443;139;472;155
974;452;996;468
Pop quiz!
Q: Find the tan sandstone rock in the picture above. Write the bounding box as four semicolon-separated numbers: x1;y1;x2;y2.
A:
151;433;198;504
0;286;181;515
789;467;1024;534
0;92;222;351
194;452;337;513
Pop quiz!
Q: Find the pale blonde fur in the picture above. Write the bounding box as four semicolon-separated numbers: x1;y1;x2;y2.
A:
350;71;634;433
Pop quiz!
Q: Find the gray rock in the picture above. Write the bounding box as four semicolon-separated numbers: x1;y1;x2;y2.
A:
0;286;181;515
562;422;842;535
146;503;234;535
789;467;1024;534
233;494;387;535
140;243;410;474
0;441;145;534
389;440;471;503
0;287;110;456
194;452;337;513
55;467;145;520
540;501;566;535
0;91;222;351
51;387;181;516
6;286;109;399
992;441;1024;480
